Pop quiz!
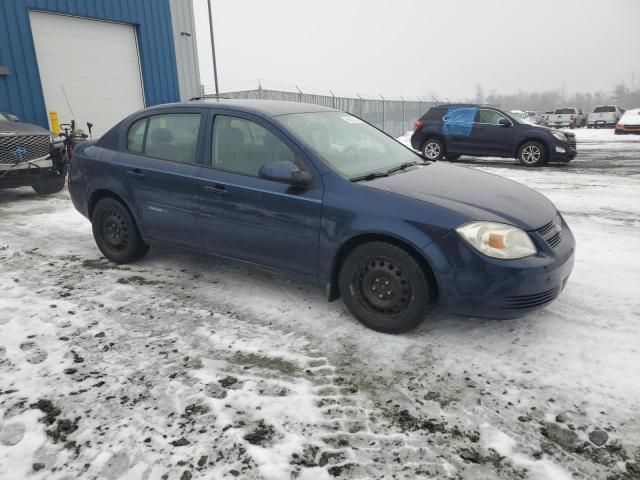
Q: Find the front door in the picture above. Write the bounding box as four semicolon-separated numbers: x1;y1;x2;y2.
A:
468;109;514;155
122;111;203;250
198;113;323;277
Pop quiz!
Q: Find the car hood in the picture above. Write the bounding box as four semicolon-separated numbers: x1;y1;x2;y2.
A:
0;121;51;135
364;162;556;230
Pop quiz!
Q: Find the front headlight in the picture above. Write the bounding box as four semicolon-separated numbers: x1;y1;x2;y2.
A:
551;130;567;142
456;221;537;259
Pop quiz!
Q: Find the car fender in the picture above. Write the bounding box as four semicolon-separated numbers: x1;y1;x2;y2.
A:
81;146;147;239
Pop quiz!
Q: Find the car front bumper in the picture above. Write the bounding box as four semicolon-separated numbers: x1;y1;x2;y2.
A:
615;124;640;134
426;215;575;319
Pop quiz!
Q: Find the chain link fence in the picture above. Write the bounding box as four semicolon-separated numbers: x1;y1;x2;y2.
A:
213;88;435;139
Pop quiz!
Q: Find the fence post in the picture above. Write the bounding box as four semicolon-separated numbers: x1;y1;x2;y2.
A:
400;95;406;134
329;89;336;108
356;93;363;118
296;86;303;102
380;94;385;132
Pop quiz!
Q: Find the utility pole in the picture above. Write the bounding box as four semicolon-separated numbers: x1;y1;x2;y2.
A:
207;0;219;95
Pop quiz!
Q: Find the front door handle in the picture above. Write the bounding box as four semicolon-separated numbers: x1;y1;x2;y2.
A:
204;184;228;197
126;169;145;179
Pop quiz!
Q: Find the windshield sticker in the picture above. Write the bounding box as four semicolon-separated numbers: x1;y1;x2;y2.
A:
443;106;477;137
342;116;364;124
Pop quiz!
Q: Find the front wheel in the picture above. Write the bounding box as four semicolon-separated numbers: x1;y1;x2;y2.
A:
517;141;547;167
421;138;445;160
32;173;66;195
91;198;149;264
338;242;434;333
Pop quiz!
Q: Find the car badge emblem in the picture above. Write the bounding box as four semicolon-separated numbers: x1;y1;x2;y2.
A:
11;146;27;162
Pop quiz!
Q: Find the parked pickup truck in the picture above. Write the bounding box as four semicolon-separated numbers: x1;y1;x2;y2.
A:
548;108;585;129
587;105;624;128
0;112;67;194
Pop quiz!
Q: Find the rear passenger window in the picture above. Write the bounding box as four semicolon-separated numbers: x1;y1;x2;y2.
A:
211;115;297;177
127;113;201;164
127;118;147;153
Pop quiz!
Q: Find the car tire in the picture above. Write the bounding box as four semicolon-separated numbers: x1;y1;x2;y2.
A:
445;154;461;161
91;198;149;264
338;242;434;333
421;138;445;161
517;141;547;167
32;173;66;195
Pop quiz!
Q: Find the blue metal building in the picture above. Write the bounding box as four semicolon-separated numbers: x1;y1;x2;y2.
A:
0;0;200;135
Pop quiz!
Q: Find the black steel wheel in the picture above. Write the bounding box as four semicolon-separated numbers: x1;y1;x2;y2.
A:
338;242;434;333
91;198;149;263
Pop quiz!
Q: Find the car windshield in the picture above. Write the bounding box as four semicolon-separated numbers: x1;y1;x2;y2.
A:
555;108;575;114
277;111;418;179
594;106;615;113
0;112;10;123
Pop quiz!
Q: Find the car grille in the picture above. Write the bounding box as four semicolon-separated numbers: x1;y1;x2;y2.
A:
569;139;577;150
537;218;563;248
501;288;559;309
0;134;50;165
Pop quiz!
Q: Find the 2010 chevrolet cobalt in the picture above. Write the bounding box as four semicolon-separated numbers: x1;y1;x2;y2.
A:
69;99;575;333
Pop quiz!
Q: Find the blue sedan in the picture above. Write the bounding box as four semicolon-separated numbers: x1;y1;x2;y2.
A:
69;99;575;333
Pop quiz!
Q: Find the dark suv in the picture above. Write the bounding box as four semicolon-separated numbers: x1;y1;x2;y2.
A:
411;104;577;167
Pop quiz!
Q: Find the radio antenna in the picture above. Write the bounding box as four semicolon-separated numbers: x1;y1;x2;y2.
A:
61;85;76;120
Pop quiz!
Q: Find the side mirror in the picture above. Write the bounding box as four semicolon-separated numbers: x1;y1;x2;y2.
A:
499;118;512;127
259;160;312;187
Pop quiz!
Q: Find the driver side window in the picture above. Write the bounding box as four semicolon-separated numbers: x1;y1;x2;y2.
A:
477;109;507;125
211;115;297;177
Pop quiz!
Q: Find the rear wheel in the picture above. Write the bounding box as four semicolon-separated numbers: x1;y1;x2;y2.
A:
338;242;434;333
91;198;149;264
517;141;547;167
421;138;445;160
32;173;65;195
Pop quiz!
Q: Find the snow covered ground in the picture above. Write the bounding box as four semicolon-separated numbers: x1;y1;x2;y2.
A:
1;129;640;479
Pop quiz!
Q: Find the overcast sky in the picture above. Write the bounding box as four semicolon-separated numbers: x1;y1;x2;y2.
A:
193;0;640;100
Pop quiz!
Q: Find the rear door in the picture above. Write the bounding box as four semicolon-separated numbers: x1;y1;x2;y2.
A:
467;109;514;154
197;111;323;277
121;109;204;250
442;106;478;153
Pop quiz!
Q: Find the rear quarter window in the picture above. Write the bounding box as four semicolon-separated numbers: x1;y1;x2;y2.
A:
127;118;147;153
422;109;446;121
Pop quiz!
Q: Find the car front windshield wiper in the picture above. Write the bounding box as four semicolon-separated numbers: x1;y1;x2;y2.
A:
349;171;390;182
385;161;418;175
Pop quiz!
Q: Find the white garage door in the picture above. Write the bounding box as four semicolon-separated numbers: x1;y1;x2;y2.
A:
29;11;145;137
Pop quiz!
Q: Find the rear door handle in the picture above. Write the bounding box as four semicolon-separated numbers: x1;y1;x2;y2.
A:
204;184;228;197
126;169;145;179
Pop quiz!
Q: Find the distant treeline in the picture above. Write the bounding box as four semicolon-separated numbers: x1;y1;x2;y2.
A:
471;83;640;113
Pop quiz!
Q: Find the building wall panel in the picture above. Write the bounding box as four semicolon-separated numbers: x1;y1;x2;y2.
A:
0;0;182;128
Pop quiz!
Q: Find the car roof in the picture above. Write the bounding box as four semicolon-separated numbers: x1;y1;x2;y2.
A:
143;98;339;117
